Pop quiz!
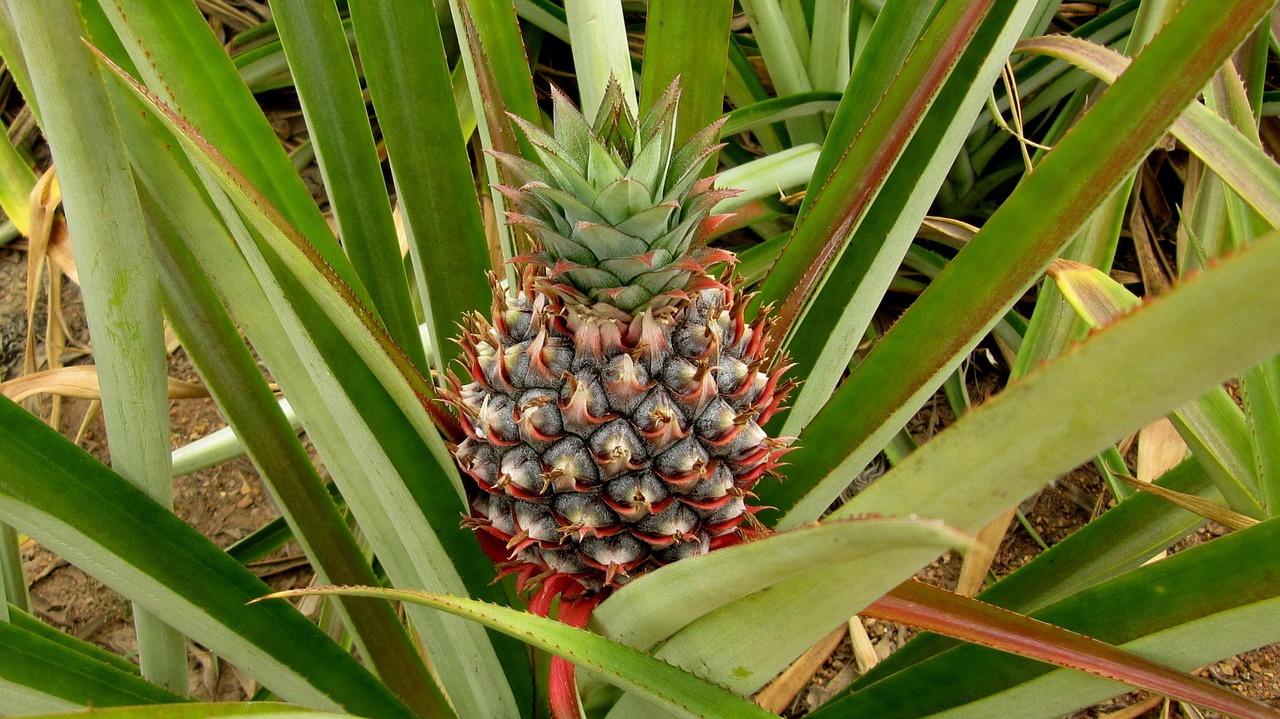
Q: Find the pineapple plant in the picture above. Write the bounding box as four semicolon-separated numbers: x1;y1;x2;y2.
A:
5;2;1280;719
447;81;794;599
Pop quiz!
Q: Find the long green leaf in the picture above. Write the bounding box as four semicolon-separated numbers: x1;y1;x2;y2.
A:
1050;259;1263;514
564;0;637;120
451;0;537;291
813;516;1280;719
1244;356;1280;516
719;92;842;138
962;0;1137;179
348;0;494;373
448;0;541;289
739;0;822;143
1018;35;1280;228
12;0;185;691
583;518;969;713
0;523;26;613
169;400;301;477
770;0;1038;435
0;3;38;126
262;587;778;719
447;0;540;134
1009;187;1128;382
835;229;1280;526
593;517;971;652
725;35;786;154
0;396;416;717
514;0;569;42
640;0;735;146
756;0;997;330
94;0;373;311
140;192;449;718
790;0;938;230
104;60;526;719
767;0;1279;525
0;117;34;236
601;529;973;718
9;603;140;676
846;457;1217;695
270;1;426;371
866;581;1280;719
105;62;459;457
0;615;183;712
715;143;822;210
21;706;345;719
807;0;852;95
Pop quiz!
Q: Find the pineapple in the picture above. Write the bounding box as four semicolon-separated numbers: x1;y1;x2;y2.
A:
448;81;793;597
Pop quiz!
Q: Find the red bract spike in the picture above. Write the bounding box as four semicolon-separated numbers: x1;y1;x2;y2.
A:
654;467;704;492
683;274;728;294
727;294;749;342
474;520;516;545
456;344;486;389
510;252;551;267
528;574;577;617
473;527;516;567
709;530;751;551
756;375;799;424
485;427;521;448
625;310;673;365
696;214;737;242
732;460;774;487
674;364;718;417
630;531;677;548
690;175;717;195
672;255;710;273
745;313;775;359
548;593;607;719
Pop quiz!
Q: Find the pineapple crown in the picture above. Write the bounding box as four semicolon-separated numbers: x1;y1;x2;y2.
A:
493;79;738;314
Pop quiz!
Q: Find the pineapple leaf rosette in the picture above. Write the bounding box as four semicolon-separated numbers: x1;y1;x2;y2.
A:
446;81;795;605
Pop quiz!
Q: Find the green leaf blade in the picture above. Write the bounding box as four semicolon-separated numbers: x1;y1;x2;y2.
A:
640;0;735;147
771;0;1040;436
270;0;427;370
95;0;374;311
110;71;524;719
263;587;779;719
0;613;184;711
348;0;495;372
767;0;1280;525
12;1;186;691
866;582;1280;719
141;189;449;718
847;457;1218;694
813;516;1280;719
593;517;973;654
0;397;416;718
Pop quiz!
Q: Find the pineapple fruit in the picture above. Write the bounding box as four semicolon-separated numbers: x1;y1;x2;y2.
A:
448;82;793;597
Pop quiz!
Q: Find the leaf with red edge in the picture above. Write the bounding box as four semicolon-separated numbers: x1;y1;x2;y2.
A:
752;0;998;349
818;515;1280;718
87;42;462;444
865;581;1280;719
456;0;528;166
